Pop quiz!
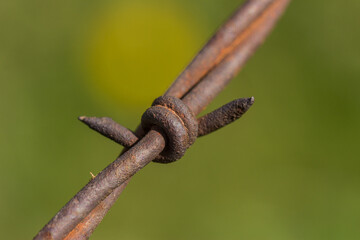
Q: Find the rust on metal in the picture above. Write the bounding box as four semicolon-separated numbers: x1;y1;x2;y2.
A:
79;116;139;147
197;97;255;137
182;0;291;115
34;0;291;239
63;180;129;240
152;96;198;145
79;96;255;162
142;96;198;163
34;130;166;240
166;0;277;98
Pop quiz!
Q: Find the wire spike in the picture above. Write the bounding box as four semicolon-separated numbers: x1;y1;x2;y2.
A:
197;97;254;137
79;116;138;148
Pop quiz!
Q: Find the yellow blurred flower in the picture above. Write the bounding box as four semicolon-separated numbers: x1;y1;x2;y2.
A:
83;1;202;108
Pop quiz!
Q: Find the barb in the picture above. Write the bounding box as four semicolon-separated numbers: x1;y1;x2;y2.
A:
35;130;166;240
80;117;138;147
79;97;254;146
198;97;255;137
34;0;291;239
181;0;290;114
78;117;138;148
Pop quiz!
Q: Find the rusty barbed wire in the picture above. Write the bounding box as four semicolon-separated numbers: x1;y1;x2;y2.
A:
34;0;291;239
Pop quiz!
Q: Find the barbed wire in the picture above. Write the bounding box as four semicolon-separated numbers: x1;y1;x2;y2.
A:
34;0;291;239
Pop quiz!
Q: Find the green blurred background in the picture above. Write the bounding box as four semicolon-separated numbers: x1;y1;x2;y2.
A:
1;0;359;239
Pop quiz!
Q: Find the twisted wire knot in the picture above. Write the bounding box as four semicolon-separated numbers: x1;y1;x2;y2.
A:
80;97;254;163
141;96;198;163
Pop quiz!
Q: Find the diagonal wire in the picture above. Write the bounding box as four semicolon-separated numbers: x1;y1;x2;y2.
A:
34;0;291;239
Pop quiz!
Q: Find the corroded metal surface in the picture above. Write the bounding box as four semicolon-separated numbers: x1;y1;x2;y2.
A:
79;97;254;161
63;180;130;240
198;97;255;137
165;0;276;98
152;96;198;145
34;0;291;239
142;96;198;163
78;116;138;148
34;130;166;240
182;0;291;115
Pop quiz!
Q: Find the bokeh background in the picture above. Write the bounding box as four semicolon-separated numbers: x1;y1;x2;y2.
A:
1;0;359;239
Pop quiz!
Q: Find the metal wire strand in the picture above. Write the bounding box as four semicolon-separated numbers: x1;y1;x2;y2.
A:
34;0;291;239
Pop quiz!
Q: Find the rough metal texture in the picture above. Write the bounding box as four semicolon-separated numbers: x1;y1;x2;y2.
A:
142;96;198;163
165;0;276;98
78;97;255;156
152;96;198;146
181;0;290;115
63;180;130;240
198;97;255;137
34;130;166;240
78;117;138;148
34;0;291;239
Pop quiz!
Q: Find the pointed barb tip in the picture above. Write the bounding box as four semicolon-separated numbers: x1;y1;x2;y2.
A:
249;96;255;105
197;96;255;137
78;116;138;148
78;116;87;121
234;97;254;113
